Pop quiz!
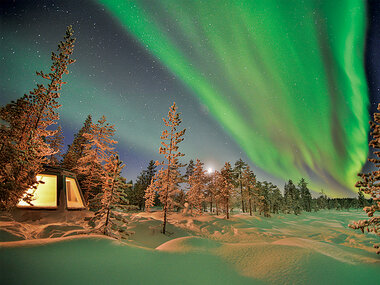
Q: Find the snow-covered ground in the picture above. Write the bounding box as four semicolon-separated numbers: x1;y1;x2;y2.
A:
0;209;379;284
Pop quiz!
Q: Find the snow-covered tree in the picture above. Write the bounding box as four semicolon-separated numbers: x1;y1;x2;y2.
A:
204;170;217;213
298;178;312;212
76;116;117;206
349;103;380;254
217;162;234;219
187;159;207;215
284;180;301;215
129;160;157;210
88;155;130;239
0;26;75;209
268;183;283;214
234;159;247;213
144;102;186;234
62;115;92;170
185;159;195;180
256;181;271;217
241;165;257;216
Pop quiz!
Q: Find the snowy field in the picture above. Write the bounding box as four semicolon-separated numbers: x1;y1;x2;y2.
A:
0;209;379;284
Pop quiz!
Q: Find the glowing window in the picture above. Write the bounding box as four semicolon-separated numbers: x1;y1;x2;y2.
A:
66;177;85;209
17;175;57;208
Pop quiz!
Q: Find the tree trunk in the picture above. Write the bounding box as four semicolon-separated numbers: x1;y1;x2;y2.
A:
249;197;252;216
240;179;244;213
226;197;229;219
216;201;219;215
162;203;168;234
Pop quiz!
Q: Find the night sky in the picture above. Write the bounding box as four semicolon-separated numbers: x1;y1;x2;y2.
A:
1;0;380;197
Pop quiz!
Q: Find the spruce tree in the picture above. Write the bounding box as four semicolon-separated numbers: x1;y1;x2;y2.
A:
185;159;195;179
257;181;271;217
76;116;117;206
187;159;207;215
129;160;157;210
358;190;366;209
88;155;129;239
268;183;283;214
62;114;92;171
0;26;75;209
284;180;301;215
298;178;312;212
144;102;186;234
349;103;380;254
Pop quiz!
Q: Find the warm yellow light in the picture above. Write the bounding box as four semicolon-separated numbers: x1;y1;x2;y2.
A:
17;175;57;208
66;177;85;209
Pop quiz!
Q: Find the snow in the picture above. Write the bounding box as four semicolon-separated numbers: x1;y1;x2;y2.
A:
0;209;379;284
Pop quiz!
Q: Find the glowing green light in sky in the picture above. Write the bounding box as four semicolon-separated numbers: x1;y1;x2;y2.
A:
99;0;369;196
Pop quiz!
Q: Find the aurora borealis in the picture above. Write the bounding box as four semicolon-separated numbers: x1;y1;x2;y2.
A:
1;0;379;197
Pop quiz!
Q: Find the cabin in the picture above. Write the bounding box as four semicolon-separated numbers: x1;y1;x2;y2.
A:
17;166;86;210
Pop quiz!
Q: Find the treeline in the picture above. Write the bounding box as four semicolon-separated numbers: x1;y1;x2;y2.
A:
126;158;369;218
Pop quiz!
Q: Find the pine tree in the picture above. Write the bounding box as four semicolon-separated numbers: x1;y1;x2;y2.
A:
187;159;207;215
241;165;257;216
298;178;312;212
88;155;130;239
0;26;75;209
62;115;92;170
205;170;217;213
349;104;380;254
46;125;64;166
76;116;117;206
217;162;234;219
233;159;248;213
144;102;186;234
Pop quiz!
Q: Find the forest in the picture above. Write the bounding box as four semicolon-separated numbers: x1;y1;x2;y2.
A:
0;27;378;254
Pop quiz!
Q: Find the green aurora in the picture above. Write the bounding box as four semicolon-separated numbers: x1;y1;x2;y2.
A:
99;0;369;197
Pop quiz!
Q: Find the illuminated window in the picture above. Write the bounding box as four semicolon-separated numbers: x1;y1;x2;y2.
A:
65;177;85;209
17;175;57;208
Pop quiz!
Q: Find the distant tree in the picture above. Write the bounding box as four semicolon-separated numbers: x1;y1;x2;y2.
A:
217;162;234;219
349;104;380;254
298;178;312;212
129;160;156;210
88;155;130;239
144;102;186;234
256;181;271;217
205;171;218;213
316;190;328;210
75;116;117;206
241;165;257;216
62;115;92;171
284;180;301;215
268;183;283;214
187;159;207;215
185;159;195;180
234;159;247;213
46;125;64;166
358;190;366;209
0;26;75;210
